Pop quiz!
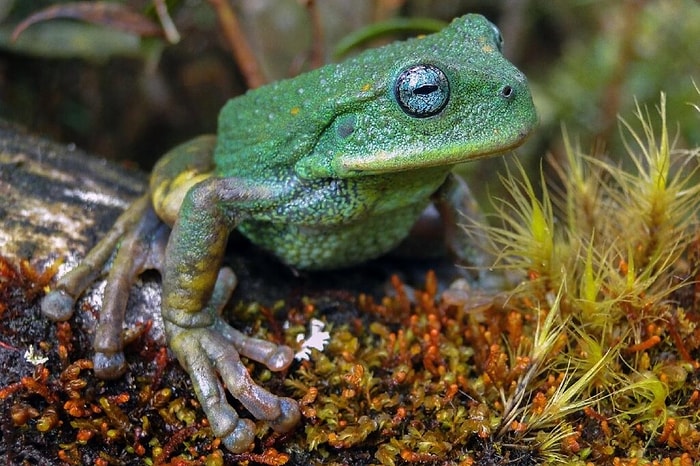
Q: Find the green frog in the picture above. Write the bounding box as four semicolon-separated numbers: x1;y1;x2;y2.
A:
41;14;537;452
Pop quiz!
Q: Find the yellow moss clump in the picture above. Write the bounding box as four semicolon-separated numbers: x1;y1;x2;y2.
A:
476;92;700;463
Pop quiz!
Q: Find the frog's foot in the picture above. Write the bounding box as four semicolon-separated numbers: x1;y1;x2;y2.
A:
168;266;296;373
41;196;169;379
165;320;301;453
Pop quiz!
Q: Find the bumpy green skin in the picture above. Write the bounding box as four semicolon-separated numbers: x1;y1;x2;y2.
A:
214;15;535;269
41;14;537;454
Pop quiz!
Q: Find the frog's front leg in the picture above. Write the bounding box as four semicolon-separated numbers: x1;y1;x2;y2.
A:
161;175;300;453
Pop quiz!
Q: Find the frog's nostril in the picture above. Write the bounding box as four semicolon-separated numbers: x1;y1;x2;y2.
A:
500;85;514;100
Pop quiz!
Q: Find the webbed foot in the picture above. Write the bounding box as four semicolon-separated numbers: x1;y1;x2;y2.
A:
165;319;300;452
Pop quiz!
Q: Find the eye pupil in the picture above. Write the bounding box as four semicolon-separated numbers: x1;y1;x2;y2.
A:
394;64;450;118
414;85;438;96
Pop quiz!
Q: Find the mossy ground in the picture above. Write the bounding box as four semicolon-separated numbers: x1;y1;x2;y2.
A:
2;95;700;465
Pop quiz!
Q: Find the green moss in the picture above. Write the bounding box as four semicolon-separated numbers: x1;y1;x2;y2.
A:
282;93;700;464
3;94;699;465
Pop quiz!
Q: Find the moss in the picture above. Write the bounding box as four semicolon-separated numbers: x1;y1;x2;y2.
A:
2;94;700;464
282;93;700;464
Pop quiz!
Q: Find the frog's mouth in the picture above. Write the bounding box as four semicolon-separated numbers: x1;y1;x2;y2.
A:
330;128;532;177
295;98;537;179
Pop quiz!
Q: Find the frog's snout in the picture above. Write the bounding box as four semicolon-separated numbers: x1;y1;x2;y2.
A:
499;71;529;101
500;73;538;133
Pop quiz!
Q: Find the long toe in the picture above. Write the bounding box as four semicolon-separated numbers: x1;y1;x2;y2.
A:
220;418;256;453
269;397;301;433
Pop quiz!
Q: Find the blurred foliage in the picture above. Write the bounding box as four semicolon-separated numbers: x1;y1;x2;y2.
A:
528;0;699;160
0;0;697;170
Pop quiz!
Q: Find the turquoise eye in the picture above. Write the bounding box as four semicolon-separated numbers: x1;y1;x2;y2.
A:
394;64;450;118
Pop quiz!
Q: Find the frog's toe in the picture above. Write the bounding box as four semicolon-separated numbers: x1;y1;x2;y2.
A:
199;388;256;452
93;351;127;379
268;396;301;433
41;289;76;321
214;318;295;371
219;418;256;453
267;346;295;371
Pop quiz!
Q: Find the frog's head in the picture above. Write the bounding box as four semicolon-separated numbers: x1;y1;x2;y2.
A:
295;14;538;179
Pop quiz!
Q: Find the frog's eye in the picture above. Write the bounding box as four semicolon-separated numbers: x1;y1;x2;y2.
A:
490;23;504;52
394;64;450;118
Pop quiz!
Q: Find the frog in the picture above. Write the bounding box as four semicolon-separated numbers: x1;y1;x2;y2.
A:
40;14;537;453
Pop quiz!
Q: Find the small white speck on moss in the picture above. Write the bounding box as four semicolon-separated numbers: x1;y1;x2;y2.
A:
24;346;49;365
294;318;330;361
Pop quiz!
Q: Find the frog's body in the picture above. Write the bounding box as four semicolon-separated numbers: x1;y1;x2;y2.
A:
237;169;445;268
42;14;537;453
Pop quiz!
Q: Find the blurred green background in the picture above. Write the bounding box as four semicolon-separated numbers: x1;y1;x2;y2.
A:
0;0;698;176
